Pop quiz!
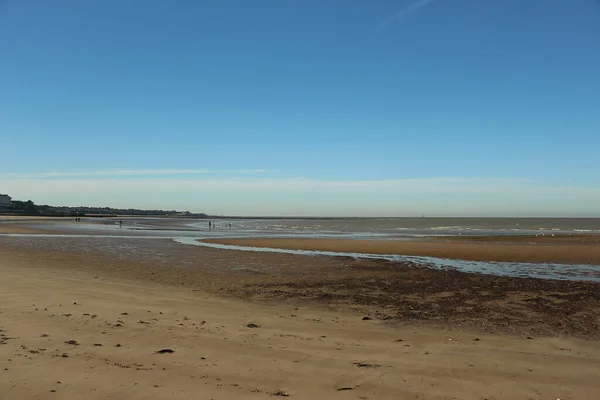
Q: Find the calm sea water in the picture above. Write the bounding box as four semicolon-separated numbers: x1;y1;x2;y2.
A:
192;217;600;238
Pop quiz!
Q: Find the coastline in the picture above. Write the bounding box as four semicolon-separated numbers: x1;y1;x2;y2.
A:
201;237;600;265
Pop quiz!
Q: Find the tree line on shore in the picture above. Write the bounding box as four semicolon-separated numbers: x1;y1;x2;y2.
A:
3;199;205;218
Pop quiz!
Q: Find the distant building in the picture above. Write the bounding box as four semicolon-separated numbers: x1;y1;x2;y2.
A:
0;194;11;206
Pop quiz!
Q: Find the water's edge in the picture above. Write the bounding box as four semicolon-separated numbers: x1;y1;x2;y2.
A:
1;231;599;283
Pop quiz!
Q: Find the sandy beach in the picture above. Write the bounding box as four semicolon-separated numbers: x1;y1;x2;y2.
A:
2;219;600;399
2;246;600;399
203;237;600;265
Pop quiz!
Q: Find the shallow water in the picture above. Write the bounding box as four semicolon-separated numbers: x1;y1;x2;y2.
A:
176;238;600;283
21;216;600;239
2;217;600;283
188;217;600;238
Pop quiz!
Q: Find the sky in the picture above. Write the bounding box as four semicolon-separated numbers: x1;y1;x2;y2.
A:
1;0;599;217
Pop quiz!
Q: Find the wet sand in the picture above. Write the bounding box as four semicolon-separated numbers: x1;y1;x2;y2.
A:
0;226;54;234
0;216;201;235
2;235;599;339
0;216;66;234
203;237;600;265
2;248;600;399
431;234;600;244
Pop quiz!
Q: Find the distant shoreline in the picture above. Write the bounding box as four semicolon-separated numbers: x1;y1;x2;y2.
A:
2;214;600;220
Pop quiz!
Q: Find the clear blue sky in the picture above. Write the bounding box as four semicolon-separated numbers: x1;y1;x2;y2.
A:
1;0;599;216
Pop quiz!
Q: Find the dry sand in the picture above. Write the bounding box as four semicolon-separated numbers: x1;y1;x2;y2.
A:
204;237;600;265
1;248;600;399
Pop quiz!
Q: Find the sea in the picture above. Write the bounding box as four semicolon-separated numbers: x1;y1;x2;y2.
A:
187;217;600;238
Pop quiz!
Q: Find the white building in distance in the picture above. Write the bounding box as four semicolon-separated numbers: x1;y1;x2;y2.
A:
0;194;12;206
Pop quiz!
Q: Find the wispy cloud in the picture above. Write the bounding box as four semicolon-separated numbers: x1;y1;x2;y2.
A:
372;0;437;36
1;175;599;216
0;169;272;179
0;173;531;192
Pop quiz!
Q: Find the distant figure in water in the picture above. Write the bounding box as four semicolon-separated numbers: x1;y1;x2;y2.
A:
229;222;232;230
119;220;123;228
209;221;212;230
